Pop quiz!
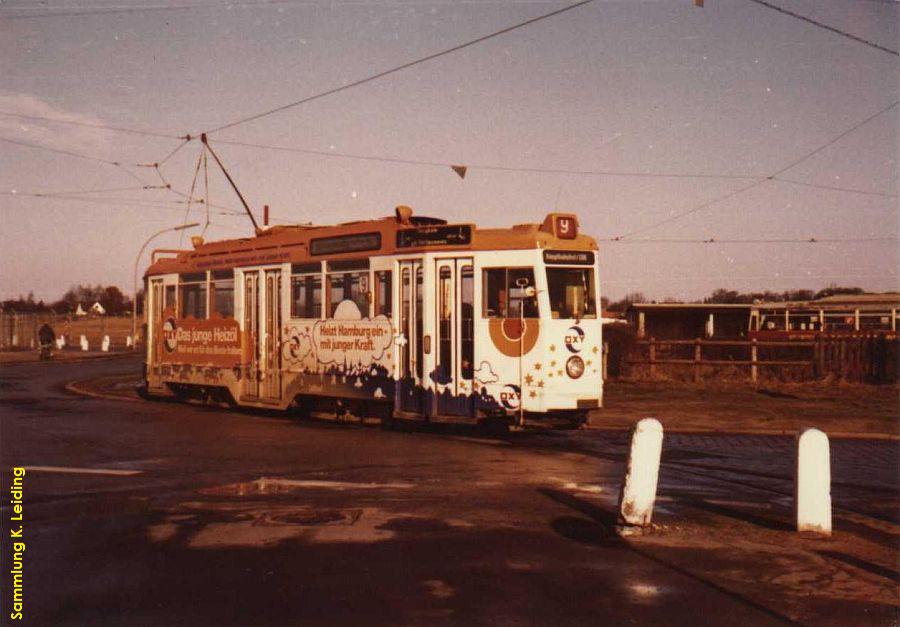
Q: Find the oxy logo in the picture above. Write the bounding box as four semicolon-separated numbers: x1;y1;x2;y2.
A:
162;318;178;353
564;325;585;353
499;384;520;410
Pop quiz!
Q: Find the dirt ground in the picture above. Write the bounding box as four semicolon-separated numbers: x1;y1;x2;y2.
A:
594;379;900;438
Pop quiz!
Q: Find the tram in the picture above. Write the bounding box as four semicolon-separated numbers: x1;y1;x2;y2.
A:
142;206;603;426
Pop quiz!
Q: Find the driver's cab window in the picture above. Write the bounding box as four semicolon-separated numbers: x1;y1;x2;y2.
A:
482;268;538;318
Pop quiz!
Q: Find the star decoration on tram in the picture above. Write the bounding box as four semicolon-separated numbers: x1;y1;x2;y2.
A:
534;363;541;370
537;380;544;388
524;374;534;385
529;390;537;399
592;345;599;354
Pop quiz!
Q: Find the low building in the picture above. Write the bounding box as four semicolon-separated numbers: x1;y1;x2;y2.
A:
627;293;899;340
626;303;752;340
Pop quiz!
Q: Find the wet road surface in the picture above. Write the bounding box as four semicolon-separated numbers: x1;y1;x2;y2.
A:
1;357;896;626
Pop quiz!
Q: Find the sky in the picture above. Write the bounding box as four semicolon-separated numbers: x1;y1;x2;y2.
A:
0;0;897;303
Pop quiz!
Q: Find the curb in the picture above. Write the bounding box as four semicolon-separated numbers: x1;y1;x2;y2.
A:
64;379;144;404
584;424;900;441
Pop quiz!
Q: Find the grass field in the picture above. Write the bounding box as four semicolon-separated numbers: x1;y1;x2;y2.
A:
1;315;136;351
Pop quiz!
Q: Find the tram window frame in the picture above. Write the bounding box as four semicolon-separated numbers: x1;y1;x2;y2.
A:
210;270;235;318
374;270;392;317
290;262;323;319
437;267;452;380
326;259;370;318
546;267;597;320
179;272;207;319
460;265;474;379
482;267;538;319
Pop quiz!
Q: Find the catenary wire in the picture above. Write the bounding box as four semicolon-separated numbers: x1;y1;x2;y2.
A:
744;0;898;56
616;100;900;239
600;236;898;244
202;0;598;134
212;138;762;181
0;111;181;139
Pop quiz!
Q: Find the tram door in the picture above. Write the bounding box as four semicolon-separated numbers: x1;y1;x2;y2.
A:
435;259;475;416
397;260;424;414
262;269;282;400
242;272;260;398
148;279;163;363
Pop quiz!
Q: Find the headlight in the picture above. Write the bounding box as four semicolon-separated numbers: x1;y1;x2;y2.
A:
566;356;585;379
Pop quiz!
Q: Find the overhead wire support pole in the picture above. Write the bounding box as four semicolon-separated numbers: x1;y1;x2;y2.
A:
200;133;260;233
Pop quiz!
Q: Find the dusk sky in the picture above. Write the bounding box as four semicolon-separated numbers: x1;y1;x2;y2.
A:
0;0;897;302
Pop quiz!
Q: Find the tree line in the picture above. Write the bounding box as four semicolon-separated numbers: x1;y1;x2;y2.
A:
1;285;135;315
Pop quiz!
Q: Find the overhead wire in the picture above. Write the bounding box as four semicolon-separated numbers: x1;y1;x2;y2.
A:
744;0;899;56
601;236;898;244
0;190;243;216
616;100;900;239
202;148;211;236
22;185;164;197
0;134;156;185
213;138;762;181
0;110;181;140
201;0;598;134
178;146;207;246
772;178;897;198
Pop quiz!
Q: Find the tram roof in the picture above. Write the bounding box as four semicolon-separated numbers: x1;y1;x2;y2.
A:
145;207;597;276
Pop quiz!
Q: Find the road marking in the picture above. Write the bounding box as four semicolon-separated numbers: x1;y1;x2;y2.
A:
24;466;143;476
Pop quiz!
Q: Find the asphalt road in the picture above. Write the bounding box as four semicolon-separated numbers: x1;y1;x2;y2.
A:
1;357;897;626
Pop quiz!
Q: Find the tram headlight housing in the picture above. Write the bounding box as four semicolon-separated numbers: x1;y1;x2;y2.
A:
566;356;585;379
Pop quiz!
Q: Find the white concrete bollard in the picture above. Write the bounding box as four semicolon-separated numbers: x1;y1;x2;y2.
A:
795;428;832;536
11;333;18;347
126;335;133;348
80;335;89;351
56;337;65;350
618;418;664;533
101;335;110;352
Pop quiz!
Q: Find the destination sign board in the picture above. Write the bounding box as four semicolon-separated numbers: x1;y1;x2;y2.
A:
543;250;595;265
310;232;382;256
396;225;472;248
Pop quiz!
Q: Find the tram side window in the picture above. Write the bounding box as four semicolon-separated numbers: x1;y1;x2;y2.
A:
179;272;207;319
327;259;369;318
374;270;392;317
164;285;176;312
291;263;322;319
482;268;538;318
210;270;235;318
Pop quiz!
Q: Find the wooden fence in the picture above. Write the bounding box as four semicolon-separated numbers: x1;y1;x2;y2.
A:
628;335;898;384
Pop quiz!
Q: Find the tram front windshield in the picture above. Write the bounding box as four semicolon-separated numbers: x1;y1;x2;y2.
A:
546;268;597;319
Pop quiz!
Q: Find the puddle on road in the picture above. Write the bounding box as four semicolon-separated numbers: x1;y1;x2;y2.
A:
148;503;398;548
147;475;459;549
200;477;414;496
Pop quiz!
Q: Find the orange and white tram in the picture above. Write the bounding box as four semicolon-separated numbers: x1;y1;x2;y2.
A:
142;206;603;426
